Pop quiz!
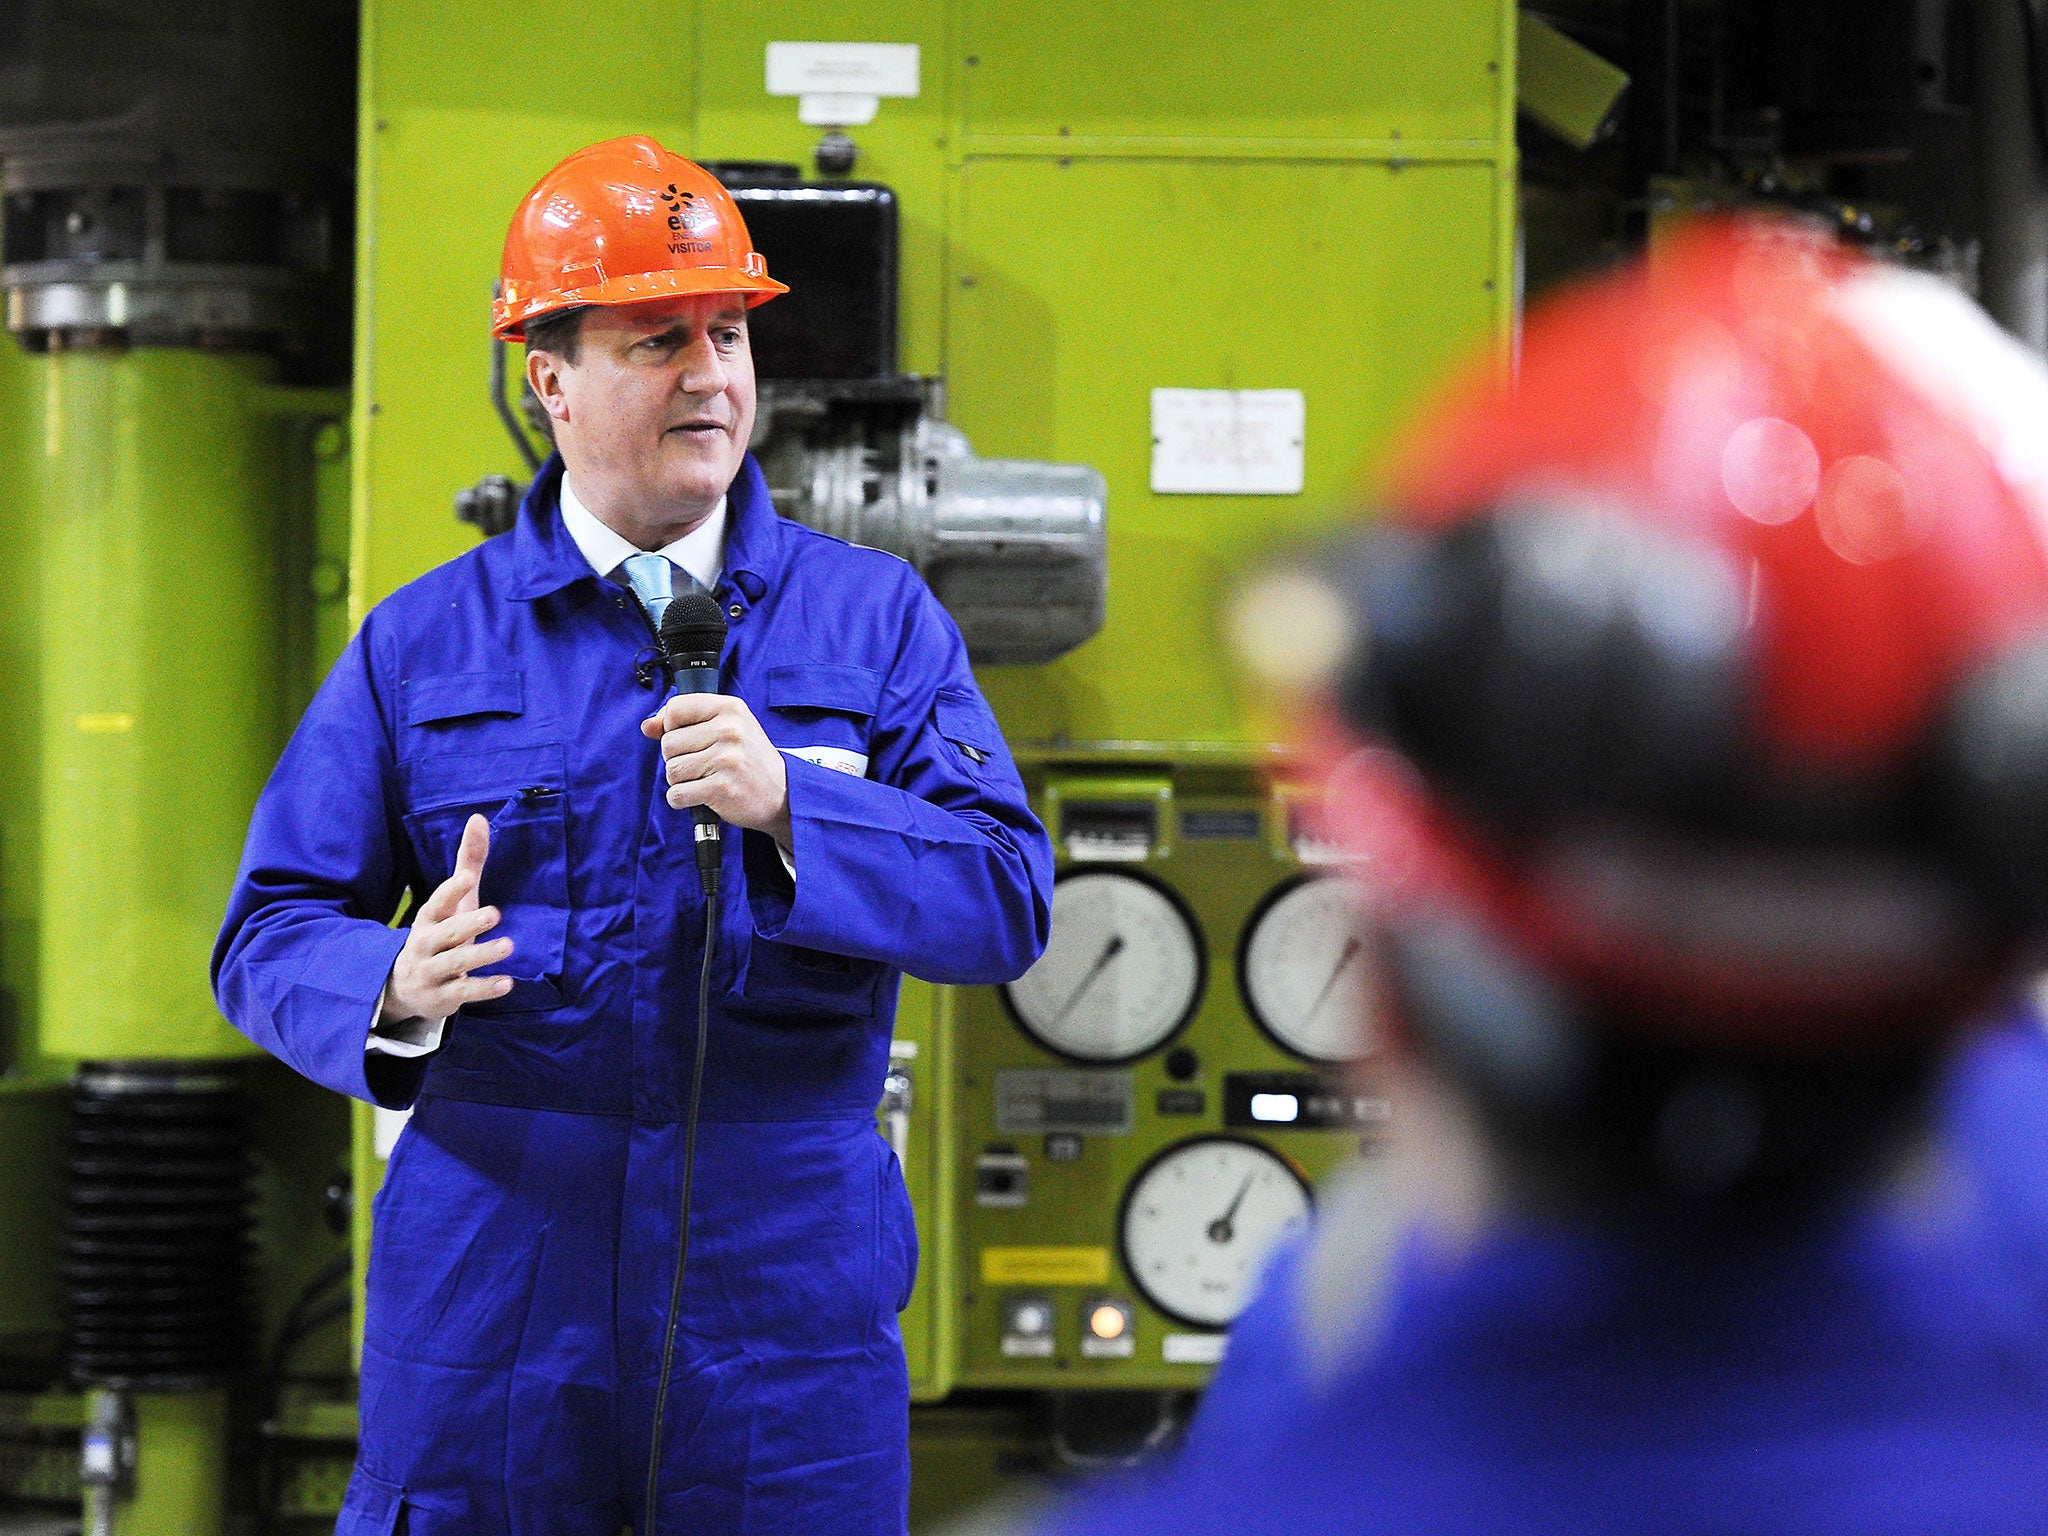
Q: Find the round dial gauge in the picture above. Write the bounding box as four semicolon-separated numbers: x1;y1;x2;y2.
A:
1003;870;1204;1063
1119;1136;1312;1330
1240;875;1375;1064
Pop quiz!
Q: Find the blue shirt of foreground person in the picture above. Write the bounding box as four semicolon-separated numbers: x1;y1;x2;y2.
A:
213;137;1051;1536
1038;1013;2048;1536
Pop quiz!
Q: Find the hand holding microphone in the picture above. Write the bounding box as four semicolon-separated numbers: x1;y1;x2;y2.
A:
641;591;792;866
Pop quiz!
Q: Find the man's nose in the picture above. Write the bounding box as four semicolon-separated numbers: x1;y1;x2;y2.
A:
677;332;728;397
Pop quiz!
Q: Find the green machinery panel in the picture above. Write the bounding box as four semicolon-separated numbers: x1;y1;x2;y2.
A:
958;0;1507;144
947;753;1371;1389
949;156;1506;745
349;0;1514;1409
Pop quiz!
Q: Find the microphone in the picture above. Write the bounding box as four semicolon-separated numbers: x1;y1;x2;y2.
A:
656;590;730;885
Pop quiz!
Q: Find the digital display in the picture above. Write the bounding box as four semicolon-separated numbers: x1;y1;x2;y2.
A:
1223;1072;1386;1132
1249;1092;1299;1123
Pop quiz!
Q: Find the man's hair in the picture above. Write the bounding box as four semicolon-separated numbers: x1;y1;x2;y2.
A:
522;305;589;364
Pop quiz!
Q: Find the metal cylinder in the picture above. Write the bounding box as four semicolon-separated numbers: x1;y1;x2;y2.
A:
31;348;283;1061
767;418;1109;666
1;131;331;354
921;445;1109;668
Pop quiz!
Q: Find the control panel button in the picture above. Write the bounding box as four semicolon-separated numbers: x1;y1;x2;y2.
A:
1001;1293;1056;1358
975;1146;1030;1209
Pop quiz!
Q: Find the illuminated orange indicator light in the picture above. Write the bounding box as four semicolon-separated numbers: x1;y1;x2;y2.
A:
1088;1304;1130;1340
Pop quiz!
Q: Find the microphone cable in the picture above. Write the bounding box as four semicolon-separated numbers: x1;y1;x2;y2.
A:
635;586;730;1536
642;883;715;1536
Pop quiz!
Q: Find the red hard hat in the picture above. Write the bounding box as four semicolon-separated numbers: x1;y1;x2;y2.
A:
493;136;787;342
1315;218;2048;1055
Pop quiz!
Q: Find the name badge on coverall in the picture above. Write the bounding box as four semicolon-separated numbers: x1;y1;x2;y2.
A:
786;746;869;777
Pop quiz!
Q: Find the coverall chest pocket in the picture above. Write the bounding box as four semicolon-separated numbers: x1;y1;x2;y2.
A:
737;663;887;1020
400;728;571;1014
763;662;881;778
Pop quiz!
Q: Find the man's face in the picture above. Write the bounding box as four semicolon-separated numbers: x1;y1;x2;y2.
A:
528;292;756;546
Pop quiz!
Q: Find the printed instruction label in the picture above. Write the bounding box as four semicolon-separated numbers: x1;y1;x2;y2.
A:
981;1245;1112;1286
1151;388;1306;495
766;42;921;96
995;1069;1135;1136
768;42;920;124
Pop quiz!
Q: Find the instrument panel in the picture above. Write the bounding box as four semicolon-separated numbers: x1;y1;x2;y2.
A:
947;757;1385;1389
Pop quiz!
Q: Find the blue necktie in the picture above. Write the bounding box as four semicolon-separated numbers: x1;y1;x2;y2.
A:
621;552;677;632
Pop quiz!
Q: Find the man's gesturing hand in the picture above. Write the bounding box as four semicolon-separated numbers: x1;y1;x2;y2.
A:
380;813;515;1025
641;694;792;847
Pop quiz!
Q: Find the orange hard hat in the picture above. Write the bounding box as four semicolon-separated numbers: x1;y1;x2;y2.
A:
492;136;788;341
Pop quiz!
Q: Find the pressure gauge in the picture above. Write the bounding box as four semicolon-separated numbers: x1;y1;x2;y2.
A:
1239;874;1375;1064
1003;870;1204;1063
1119;1136;1312;1330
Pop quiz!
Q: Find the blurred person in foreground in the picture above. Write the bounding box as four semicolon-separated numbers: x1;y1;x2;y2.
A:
1036;220;2048;1535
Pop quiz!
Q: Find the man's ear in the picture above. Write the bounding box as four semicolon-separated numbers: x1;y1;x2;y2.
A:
526;347;571;425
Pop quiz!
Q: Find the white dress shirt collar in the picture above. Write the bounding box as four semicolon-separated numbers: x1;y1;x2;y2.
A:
558;473;726;590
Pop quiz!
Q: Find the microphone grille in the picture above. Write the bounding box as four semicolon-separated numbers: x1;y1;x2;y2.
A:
660;587;728;659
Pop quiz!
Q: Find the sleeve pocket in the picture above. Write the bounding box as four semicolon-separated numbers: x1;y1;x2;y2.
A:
934;688;999;770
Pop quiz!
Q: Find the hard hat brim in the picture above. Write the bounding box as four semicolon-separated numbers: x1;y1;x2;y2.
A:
493;265;789;342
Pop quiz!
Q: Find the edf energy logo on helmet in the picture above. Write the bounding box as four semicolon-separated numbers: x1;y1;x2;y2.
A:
660;182;715;255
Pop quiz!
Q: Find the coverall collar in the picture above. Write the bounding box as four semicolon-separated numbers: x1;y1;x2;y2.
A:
508;451;780;604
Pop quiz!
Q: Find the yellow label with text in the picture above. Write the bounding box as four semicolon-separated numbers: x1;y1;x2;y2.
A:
75;713;134;734
980;1246;1111;1286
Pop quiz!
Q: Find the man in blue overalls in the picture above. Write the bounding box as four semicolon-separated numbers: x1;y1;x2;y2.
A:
1034;221;2048;1535
214;136;1052;1535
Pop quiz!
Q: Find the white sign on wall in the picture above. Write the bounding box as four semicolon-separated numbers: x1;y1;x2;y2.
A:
766;42;921;127
1151;388;1306;495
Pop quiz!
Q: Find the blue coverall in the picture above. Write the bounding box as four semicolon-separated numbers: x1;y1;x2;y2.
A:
1045;1016;2048;1536
213;454;1052;1535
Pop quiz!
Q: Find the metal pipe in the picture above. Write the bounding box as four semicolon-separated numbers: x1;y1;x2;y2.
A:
1980;0;2048;351
490;333;543;475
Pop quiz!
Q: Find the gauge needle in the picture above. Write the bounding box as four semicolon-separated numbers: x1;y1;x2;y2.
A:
1206;1173;1255;1246
1052;934;1126;1025
1303;936;1363;1022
